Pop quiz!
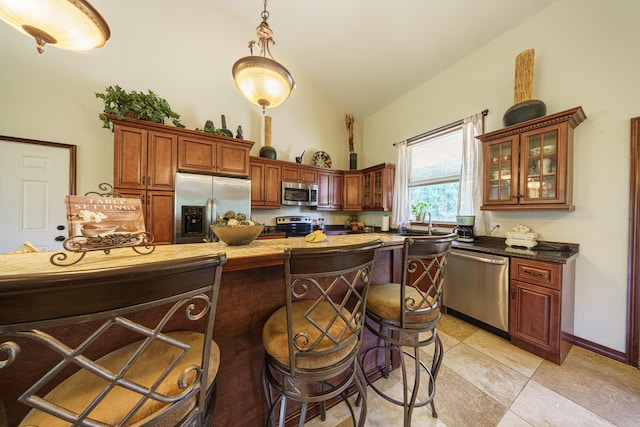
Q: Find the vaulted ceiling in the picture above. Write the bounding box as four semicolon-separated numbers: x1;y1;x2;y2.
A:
209;0;558;118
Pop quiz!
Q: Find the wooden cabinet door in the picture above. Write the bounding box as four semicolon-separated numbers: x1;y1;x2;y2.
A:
115;188;174;245
317;170;331;209
216;140;250;177
147;131;177;191
518;123;569;206
317;171;343;210
282;165;317;184
281;166;299;183
114;126;147;190
146;191;174;245
510;279;560;355
263;163;281;208
331;172;343;210
343;172;363;211
362;164;394;211
177;136;216;174
299;168;317;184
483;135;519;207
250;160;281;209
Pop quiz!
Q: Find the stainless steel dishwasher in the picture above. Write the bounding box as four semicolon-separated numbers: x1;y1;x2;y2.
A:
443;248;510;336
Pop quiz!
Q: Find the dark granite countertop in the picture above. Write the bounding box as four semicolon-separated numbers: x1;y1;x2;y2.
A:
451;236;579;264
261;224;578;264
324;226;579;264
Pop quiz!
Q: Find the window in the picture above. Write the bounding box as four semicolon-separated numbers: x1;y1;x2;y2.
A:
409;125;463;223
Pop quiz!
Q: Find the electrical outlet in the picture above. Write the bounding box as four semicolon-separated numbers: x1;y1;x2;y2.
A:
491;223;502;233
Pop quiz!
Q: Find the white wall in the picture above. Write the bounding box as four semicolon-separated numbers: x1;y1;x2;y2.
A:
0;0;348;197
363;0;640;352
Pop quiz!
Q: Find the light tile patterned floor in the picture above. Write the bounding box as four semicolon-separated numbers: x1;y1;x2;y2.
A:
305;314;640;427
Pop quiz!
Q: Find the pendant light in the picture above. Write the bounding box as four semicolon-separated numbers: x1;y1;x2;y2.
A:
232;0;295;112
0;0;110;54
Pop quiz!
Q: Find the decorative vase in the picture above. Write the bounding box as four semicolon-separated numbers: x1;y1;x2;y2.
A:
349;152;357;170
503;99;547;127
260;146;277;159
260;115;277;159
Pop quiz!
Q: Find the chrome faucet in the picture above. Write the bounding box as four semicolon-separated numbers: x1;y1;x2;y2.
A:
427;212;433;235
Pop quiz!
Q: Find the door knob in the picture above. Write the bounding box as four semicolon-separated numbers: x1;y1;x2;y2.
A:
55;235;66;241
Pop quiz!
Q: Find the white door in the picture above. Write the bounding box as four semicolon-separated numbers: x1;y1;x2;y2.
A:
0;140;71;253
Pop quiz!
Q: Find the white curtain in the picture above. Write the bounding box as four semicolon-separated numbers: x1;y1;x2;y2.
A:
391;141;410;229
458;113;487;235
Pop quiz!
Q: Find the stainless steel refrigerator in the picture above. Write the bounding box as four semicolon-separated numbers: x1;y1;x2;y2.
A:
174;172;251;243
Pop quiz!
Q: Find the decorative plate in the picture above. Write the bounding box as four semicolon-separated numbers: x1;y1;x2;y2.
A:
311;151;332;168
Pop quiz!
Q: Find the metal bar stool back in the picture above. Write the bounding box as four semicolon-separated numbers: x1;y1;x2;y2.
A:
262;240;383;427
0;253;226;427
360;234;456;426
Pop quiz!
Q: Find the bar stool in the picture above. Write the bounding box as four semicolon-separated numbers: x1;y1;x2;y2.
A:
0;252;226;427
262;240;383;427
360;234;456;426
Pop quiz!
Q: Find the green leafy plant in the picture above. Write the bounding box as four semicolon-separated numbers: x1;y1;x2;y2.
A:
411;201;431;220
95;85;185;130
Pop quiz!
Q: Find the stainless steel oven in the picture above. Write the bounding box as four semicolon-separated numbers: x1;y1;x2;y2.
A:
281;182;318;207
275;216;313;237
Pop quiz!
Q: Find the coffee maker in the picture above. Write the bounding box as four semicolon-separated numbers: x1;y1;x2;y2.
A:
454;215;475;242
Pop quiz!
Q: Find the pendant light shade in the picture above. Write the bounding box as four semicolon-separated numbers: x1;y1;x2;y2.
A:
0;0;110;54
232;55;294;110
232;0;294;111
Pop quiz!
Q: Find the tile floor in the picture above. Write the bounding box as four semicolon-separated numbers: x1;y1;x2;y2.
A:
305;314;640;427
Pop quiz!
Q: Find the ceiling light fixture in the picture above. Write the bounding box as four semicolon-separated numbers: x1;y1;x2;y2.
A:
232;0;295;112
0;0;110;54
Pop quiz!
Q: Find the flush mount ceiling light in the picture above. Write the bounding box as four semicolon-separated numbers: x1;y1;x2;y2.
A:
0;0;110;54
232;0;295;112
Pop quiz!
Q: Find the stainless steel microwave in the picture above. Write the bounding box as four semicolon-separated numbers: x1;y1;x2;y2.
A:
281;182;318;207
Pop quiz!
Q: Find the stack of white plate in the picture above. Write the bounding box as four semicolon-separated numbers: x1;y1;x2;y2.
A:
505;231;538;248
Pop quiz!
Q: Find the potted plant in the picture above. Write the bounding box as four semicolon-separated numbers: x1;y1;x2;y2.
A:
411;201;431;222
96;85;185;130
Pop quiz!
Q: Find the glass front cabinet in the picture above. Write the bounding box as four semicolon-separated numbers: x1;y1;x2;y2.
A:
478;106;585;211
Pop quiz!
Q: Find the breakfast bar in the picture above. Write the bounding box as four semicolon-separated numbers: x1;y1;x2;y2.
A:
0;233;578;426
0;234;408;426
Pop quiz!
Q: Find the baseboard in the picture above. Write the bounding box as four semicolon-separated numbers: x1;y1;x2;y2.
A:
562;332;627;364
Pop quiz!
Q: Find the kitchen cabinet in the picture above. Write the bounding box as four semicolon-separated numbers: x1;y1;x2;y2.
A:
250;157;281;209
113;125;177;191
509;257;576;364
116;189;174;245
342;171;363;211
281;164;317;184
478;106;585;211
362;163;395;211
177;135;251;177
316;170;343;211
113;122;177;245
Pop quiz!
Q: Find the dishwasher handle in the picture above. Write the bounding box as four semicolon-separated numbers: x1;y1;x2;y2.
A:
451;250;508;265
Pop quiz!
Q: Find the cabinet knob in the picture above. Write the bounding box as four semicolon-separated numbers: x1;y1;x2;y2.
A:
141;176;145;185
511;287;515;299
147;176;151;185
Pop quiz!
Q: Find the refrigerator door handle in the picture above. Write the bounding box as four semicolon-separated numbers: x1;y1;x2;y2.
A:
205;198;214;242
211;198;217;241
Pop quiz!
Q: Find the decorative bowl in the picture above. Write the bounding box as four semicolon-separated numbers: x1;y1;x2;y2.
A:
210;225;264;246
